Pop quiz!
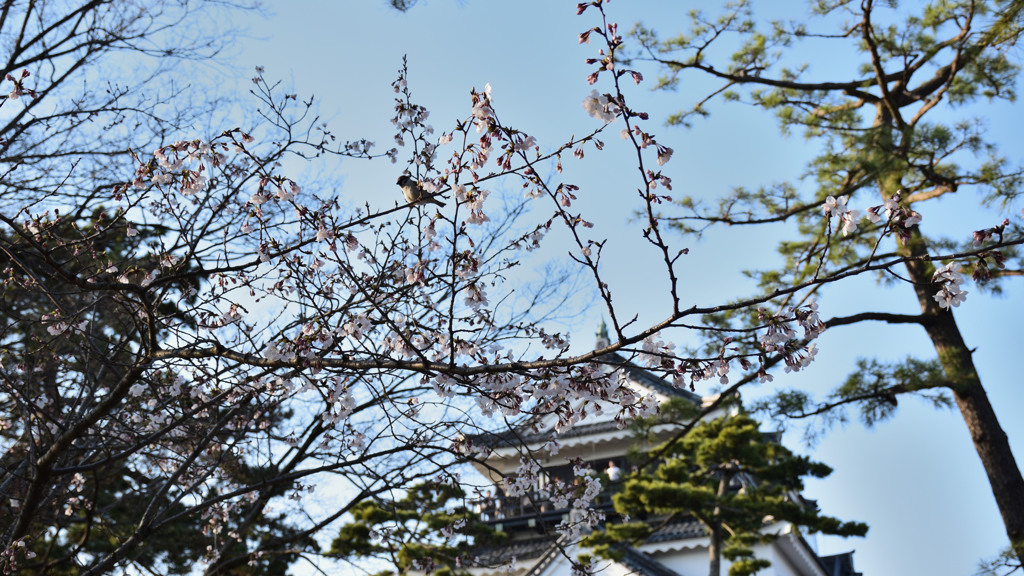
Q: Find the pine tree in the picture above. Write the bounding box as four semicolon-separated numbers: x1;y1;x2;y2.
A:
584;414;866;576
330;481;502;576
629;0;1024;561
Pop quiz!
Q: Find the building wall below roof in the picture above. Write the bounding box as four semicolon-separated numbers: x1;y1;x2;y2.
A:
645;541;810;576
770;542;806;576
438;540;827;576
484;536;828;576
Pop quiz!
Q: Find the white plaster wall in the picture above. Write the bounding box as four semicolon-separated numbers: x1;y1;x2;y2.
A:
471;536;819;576
646;545;714;576
765;542;802;576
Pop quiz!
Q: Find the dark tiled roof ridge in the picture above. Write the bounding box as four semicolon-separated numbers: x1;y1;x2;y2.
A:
646;516;707;543
595;351;702;404
618;545;684;576
818;549;862;576
473;534;558;565
471;515;707;568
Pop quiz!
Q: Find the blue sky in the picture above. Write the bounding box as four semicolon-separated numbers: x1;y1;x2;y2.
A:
222;1;1024;574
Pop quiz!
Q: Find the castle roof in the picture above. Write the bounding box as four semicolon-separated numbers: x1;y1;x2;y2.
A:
471;351;702;450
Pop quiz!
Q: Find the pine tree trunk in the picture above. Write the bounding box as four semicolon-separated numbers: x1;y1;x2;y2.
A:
902;233;1024;563
708;522;722;576
708;476;729;576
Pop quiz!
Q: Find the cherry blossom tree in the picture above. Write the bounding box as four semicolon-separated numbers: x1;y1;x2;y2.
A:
0;0;251;210
1;1;1021;575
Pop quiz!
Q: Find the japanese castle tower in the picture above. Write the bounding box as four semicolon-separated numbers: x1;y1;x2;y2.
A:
467;327;862;576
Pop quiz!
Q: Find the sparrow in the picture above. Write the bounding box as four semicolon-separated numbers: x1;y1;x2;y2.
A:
397;175;446;207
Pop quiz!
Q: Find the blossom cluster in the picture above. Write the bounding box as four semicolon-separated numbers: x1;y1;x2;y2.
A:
136;138;226;196
520;461;607;541
503;457;542;497
823;195;860;236
582;90;619;123
578;8;673;181
0;537;37;574
4;69;37;100
864;192;922;245
827;192;924;243
759;301;824;350
932;262;968;309
972;219;1009;247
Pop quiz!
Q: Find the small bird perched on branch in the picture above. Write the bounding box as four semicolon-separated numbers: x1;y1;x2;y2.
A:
397;175;446;207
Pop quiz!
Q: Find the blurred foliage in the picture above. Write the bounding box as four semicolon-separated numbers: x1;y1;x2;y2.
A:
330;481;502;576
